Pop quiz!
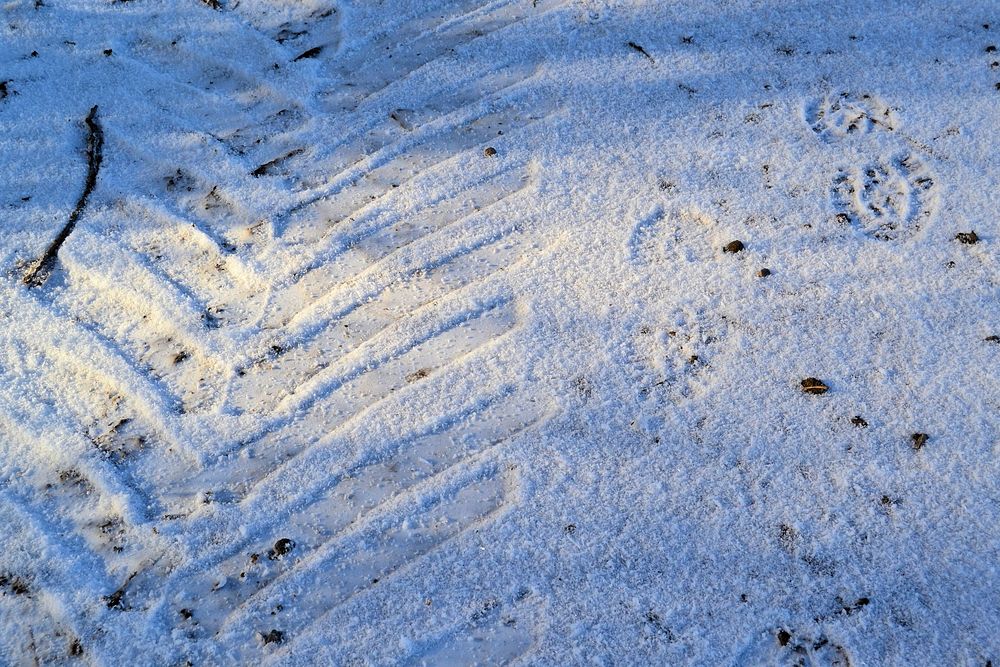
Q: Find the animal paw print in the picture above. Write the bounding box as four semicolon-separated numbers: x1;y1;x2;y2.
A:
630;308;732;405
734;628;853;667
628;205;717;267
831;153;935;240
806;92;897;139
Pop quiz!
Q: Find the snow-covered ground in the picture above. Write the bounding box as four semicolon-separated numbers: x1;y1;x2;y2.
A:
0;0;998;664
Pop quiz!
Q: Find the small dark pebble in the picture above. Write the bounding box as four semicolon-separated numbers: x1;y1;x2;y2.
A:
955;231;979;244
179;608;193;619
842;596;870;614
911;433;929;450
801;377;829;395
987;45;998;53
778;523;796;551
777;629;792;646
261;629;284;645
30;51;38;57
723;240;745;253
564;524;576;534
757;268;771;277
69;639;83;656
851;415;868;427
985;335;1000;343
483;146;497;157
103;48;112;56
269;538;295;559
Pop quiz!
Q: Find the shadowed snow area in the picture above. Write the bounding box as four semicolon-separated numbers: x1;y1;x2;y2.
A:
0;0;997;664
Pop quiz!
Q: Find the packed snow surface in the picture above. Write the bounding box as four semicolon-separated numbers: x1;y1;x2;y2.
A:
0;0;998;664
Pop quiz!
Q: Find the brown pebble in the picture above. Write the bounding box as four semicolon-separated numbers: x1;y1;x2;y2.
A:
955;231;979;244
483;146;497;157
801;377;829;394
723;240;744;253
911;433;929;450
270;538;295;558
757;268;771;277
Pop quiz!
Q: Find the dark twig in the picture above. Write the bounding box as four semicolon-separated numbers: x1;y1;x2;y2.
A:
293;46;323;62
103;570;137;610
22;105;103;288
627;41;655;63
251;148;305;177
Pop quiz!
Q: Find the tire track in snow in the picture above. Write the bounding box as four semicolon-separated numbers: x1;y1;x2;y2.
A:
0;0;563;661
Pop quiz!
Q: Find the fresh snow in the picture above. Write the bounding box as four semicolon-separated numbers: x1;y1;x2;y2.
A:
0;0;998;664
